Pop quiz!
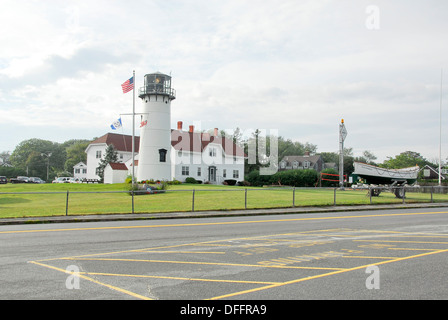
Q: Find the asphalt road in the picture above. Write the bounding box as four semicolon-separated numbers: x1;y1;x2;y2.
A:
1;207;447;304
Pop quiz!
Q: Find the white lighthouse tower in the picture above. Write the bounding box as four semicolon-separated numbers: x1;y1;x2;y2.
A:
137;72;176;181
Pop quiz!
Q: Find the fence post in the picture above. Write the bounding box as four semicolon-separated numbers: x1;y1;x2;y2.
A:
369;186;372;205
292;187;295;207
192;189;195;212
402;186;405;204
334;188;336;206
132;189;134;214
245;188;247;209
66;190;69;216
431;186;433;203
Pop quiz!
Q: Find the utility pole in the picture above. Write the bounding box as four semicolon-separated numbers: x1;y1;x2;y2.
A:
41;152;52;181
339;119;347;189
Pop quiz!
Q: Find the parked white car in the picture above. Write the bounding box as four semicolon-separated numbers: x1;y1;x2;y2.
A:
52;177;71;183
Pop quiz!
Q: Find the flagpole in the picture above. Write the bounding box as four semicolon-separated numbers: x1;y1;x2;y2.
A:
439;68;443;186
132;70;136;187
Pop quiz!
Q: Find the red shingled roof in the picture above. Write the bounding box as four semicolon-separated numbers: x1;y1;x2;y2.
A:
171;130;245;157
90;133;140;153
91;131;245;157
108;163;128;170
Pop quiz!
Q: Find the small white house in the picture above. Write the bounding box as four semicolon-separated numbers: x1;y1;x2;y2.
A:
73;162;88;180
104;163;129;184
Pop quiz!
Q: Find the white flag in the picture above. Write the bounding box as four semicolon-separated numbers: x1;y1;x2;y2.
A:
111;118;122;130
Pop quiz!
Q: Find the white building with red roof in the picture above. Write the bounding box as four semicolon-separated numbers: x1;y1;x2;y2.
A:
81;123;245;184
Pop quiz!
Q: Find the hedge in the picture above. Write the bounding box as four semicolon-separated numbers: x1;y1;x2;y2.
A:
245;169;319;187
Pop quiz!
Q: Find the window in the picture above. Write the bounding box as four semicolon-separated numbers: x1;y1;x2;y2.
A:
223;169;227;178
159;149;167;162
233;170;239;179
75;169;80;174
209;148;216;157
197;167;201;177
82;169;87;174
96;150;102;159
182;166;189;176
292;161;299;169
304;161;310;168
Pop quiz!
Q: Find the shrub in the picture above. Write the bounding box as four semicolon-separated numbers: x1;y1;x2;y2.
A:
185;177;197;184
245;169;319;187
224;179;237;186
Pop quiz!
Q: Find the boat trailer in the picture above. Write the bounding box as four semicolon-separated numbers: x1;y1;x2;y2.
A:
351;162;419;199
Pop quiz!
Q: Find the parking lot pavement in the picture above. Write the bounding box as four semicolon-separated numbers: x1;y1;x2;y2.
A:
29;224;448;300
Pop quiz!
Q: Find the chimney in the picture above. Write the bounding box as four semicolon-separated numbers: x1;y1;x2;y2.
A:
304;151;310;157
177;121;183;131
189;125;194;133
214;128;218;137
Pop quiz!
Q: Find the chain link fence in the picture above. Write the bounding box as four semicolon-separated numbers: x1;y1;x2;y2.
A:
1;186;448;218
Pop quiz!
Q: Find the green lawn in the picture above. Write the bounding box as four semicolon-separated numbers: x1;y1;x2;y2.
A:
0;183;447;219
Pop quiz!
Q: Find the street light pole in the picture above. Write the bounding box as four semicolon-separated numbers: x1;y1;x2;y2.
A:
339;119;347;189
41;152;52;182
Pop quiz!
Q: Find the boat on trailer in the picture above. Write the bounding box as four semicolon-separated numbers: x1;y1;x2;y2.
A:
351;162;419;198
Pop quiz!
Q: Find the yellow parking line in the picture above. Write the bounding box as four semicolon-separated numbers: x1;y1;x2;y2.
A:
80;272;281;285
388;247;440;251
61;257;347;271
341;255;401;259
354;239;448;245
33;229;364;261
208;248;448;300
29;261;151;300
141;250;226;254
2;211;448;235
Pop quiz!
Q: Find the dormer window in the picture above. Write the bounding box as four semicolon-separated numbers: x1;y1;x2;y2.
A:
292;161;299;169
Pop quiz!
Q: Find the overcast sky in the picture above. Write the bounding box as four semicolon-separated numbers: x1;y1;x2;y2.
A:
1;0;447;163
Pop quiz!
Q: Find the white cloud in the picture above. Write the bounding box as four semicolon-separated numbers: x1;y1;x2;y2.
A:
0;0;447;164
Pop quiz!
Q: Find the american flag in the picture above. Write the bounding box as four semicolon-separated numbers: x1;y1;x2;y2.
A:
121;76;134;94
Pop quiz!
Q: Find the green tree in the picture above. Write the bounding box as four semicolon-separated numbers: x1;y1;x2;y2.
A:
0;151;11;166
10;139;66;179
381;151;428;169
64;140;90;173
320;150;355;176
96;144;118;182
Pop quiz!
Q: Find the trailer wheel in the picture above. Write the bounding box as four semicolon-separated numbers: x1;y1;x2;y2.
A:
394;188;406;199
